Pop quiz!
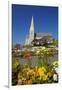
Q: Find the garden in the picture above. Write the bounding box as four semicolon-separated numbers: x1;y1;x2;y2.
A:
12;47;58;85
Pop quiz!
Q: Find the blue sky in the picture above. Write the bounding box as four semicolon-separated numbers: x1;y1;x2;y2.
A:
12;4;58;45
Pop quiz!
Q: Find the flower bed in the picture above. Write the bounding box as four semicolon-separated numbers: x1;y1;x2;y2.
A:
12;47;58;85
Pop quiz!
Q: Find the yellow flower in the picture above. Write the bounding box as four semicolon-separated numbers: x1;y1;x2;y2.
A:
13;61;19;69
41;47;46;51
38;67;49;80
18;79;22;85
36;50;40;55
42;74;48;81
40;53;44;58
47;72;52;78
52;61;58;67
38;67;46;77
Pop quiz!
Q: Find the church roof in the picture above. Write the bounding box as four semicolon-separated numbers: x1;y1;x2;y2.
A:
36;33;52;37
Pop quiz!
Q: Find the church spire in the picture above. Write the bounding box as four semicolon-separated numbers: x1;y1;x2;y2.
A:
29;16;34;44
25;16;34;45
30;16;34;33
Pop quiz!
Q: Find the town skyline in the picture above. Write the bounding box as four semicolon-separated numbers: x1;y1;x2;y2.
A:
12;4;58;45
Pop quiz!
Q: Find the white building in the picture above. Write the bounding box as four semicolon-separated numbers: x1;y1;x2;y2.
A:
25;16;34;45
25;16;53;46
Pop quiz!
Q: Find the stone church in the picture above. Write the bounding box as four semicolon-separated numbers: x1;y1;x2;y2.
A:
25;16;53;46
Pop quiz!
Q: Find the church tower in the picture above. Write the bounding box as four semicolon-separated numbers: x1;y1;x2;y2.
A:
28;16;34;45
25;16;34;45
